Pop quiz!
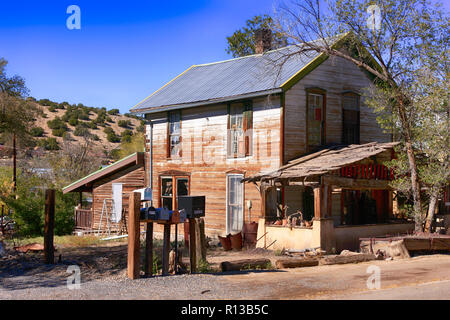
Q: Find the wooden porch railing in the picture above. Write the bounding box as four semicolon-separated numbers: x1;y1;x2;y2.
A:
74;208;93;229
338;164;394;181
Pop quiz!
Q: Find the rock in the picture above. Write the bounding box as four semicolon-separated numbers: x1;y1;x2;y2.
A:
387;240;410;259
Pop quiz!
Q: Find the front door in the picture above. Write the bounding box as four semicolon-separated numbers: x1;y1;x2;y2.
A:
227;174;244;234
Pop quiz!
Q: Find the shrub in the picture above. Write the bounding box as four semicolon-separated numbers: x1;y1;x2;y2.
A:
118;119;131;128
79;112;90;121
68;117;79;126
107;132;121;143
30;127;45;137
48;106;57;112
121;129;133;137
47;117;67;131
52;128;66;137
38;137;59;150
74;125;90;137
92;134;100;141
107;109;120;115
103;127;114;135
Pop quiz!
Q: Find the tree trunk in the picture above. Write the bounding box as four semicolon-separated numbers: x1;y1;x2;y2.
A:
397;96;423;232
424;189;439;233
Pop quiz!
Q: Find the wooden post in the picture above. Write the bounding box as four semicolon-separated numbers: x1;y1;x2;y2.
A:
314;184;332;219
144;222;153;277
314;187;322;219
194;218;206;266
162;223;171;276
44;189;55;264
127;192;141;280
199;218;207;261
189;218;197;273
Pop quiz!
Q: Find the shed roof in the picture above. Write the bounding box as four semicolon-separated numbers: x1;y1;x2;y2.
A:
130;36;346;114
62;152;145;194
243;142;398;183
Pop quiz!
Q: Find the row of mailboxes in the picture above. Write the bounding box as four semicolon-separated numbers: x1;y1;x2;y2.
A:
140;196;205;221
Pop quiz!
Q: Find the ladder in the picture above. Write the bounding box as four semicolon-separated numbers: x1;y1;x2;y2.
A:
97;199;127;236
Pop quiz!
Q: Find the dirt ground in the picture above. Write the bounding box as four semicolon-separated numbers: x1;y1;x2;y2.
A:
1;240;450;300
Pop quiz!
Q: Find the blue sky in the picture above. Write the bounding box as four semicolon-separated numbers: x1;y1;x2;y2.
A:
1;1;448;113
0;0;276;113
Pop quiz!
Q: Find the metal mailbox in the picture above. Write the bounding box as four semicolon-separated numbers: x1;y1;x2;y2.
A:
177;196;205;218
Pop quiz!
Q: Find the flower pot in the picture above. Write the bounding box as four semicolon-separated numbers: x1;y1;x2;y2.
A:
230;232;243;250
218;234;232;251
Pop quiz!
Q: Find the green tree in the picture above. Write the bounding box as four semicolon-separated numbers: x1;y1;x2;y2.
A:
0;58;38;149
113;132;145;160
226;14;289;57
274;0;449;232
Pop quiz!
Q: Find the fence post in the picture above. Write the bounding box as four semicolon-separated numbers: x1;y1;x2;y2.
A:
44;189;55;264
127;192;141;279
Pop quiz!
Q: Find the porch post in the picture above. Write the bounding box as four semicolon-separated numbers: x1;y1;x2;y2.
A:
313;183;336;253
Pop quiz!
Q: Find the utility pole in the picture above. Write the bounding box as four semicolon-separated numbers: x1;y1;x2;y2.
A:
12;132;16;193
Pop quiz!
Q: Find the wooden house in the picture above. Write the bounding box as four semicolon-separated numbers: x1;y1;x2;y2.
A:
127;32;413;250
63;152;145;234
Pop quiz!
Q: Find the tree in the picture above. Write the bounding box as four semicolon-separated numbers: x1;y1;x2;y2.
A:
273;0;449;232
226;14;289;58
112;132;145;160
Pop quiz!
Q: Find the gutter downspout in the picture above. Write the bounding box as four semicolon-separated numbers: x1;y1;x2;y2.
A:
145;117;153;207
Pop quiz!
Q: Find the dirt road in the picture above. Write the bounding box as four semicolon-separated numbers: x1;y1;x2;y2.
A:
1;253;449;299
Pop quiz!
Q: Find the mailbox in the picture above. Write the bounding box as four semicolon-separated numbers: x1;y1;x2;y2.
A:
178;196;205;218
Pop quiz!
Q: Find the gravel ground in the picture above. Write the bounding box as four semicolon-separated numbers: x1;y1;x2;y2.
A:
1;241;450;300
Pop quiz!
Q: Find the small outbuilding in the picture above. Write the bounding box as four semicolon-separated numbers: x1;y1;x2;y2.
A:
63;152;145;234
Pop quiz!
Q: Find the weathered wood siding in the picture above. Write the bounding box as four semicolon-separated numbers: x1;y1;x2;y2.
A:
284;55;391;162
91;165;145;231
146;96;281;237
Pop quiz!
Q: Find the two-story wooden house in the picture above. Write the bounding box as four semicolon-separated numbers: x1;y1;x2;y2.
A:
130;32;414;251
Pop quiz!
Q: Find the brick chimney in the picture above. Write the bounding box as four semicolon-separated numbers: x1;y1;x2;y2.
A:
254;28;272;54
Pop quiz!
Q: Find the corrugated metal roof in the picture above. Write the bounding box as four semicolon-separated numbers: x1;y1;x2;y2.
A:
130;45;324;113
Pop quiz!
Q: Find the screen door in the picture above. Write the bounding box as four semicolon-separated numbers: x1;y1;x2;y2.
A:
227;174;244;234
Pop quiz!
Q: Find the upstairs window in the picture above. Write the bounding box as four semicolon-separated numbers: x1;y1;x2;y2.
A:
307;89;326;149
227;101;253;158
342;93;360;145
168;110;181;158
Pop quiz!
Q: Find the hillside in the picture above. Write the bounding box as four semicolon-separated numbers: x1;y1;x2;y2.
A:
31;101;143;155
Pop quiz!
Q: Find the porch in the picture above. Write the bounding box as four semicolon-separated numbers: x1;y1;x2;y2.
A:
244;142;414;253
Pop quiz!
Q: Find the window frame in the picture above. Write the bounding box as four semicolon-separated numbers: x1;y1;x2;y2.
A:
159;174;190;210
227;100;253;159
226;173;245;234
167;110;182;159
341;91;361;145
306;88;326;150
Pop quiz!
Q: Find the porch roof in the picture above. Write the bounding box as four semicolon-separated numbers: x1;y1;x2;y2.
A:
243;142;398;184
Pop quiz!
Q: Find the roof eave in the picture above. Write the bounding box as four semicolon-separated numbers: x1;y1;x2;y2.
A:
62;152;144;194
130;88;283;114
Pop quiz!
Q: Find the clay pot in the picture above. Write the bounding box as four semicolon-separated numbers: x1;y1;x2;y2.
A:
230;232;243;250
218;234;232;251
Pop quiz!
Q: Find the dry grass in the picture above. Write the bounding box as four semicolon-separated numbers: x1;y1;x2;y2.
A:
5;235;128;248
